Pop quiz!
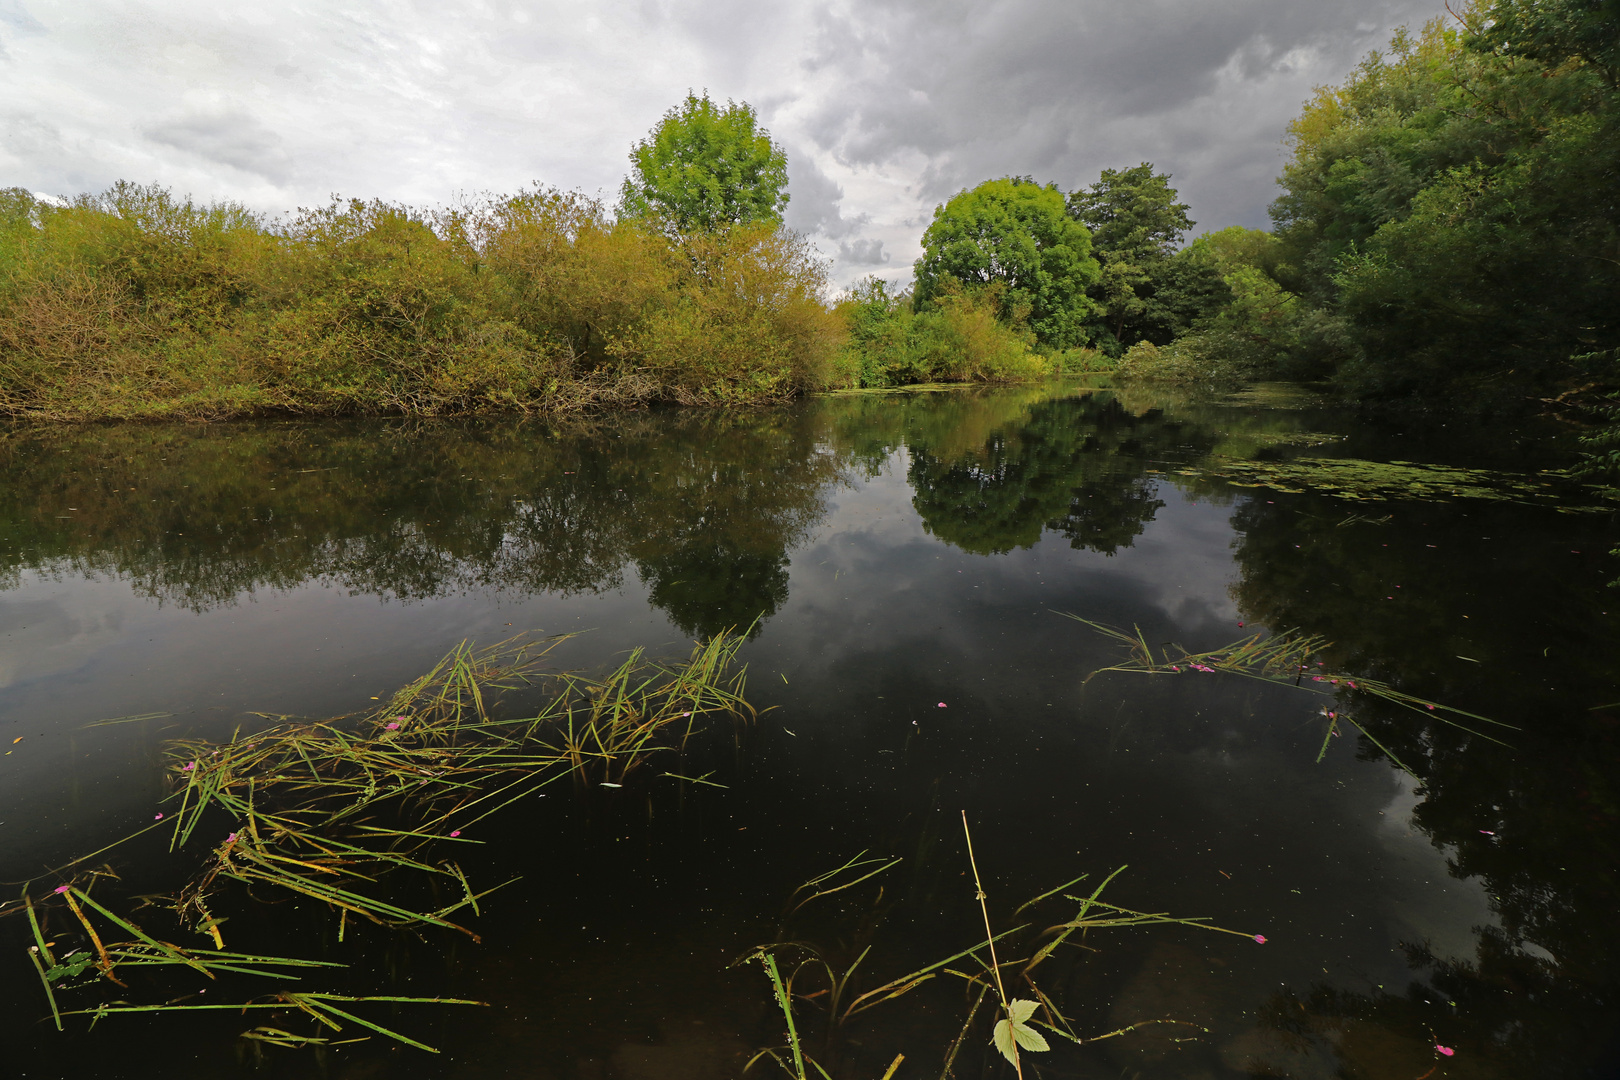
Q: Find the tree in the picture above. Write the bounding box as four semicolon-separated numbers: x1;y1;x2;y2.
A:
1068;163;1193;259
913;177;1099;349
618;92;790;234
1271;13;1620;403
1472;0;1620;87
1067;164;1222;352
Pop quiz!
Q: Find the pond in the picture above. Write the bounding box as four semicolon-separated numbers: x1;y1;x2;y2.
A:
2;381;1617;1079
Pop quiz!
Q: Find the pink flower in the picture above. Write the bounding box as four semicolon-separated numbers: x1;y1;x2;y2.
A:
1238;622;1244;628
227;833;238;843
1253;934;1267;944
395;715;407;722
681;712;691;717
1480;830;1495;835
937;702;947;708
53;885;70;894
1436;1045;1455;1057
154;813;164;820
182;761;196;771
449;830;461;838
385;723;400;731
1426;704;1435;710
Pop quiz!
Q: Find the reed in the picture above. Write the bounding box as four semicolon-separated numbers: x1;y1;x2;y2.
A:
6;629;754;1051
1063;614;1514;776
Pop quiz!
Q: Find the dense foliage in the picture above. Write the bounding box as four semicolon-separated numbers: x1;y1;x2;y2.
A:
0;182;838;420
1110;0;1618;419
617;92;791;234
830;276;1054;389
1068;164;1229;354
913;178;1100;350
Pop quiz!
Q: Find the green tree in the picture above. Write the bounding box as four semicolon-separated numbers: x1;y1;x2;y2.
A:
1472;0;1619;86
913;177;1099;349
618;92;790;233
1269;11;1620;404
1067;164;1225;353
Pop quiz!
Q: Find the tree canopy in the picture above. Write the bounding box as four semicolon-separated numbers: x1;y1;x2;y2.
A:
1067;164;1226;353
913;177;1099;350
617;92;790;234
1269;5;1620;403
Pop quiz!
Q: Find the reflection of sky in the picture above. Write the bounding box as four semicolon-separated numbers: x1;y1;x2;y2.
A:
749;456;1498;998
0;406;1540;1072
1375;772;1498;965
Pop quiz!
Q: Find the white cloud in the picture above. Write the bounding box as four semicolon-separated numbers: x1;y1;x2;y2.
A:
0;0;1446;285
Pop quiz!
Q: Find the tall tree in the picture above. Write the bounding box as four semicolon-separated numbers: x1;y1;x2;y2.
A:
1067;164;1223;351
618;92;790;234
913;177;1099;349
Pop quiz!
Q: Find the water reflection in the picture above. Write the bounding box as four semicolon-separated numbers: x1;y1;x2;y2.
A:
1;383;1617;1077
0;409;836;630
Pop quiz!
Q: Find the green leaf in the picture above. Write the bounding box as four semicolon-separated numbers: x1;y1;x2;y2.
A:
1012;1021;1050;1052
992;1018;1019;1066
993;1000;1051;1061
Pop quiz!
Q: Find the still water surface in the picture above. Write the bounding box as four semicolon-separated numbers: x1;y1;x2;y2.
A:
2;382;1617;1078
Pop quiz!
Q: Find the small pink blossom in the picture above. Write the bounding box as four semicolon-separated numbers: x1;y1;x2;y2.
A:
154;812;164;820
1253;934;1267;944
53;885;70;894
1426;704;1435;710
449;830;461;838
385;723;400;731
937;702;947;708
1480;829;1495;835
1436;1045;1455;1057
681;712;692;717
182;761;196;771
227;832;238;843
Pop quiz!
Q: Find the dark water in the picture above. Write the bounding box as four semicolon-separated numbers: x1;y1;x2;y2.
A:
2;382;1617;1079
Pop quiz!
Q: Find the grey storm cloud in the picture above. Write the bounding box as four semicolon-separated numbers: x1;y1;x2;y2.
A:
0;0;1446;286
837;238;888;267
144;111;294;185
784;146;868;240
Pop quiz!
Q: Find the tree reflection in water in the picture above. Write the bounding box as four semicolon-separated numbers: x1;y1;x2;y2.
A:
2;382;1617;1075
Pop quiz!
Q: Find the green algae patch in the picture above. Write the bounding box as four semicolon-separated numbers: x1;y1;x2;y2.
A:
1217;383;1332;410
1178;455;1615;511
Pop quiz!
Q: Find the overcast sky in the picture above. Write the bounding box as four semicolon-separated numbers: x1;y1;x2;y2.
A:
0;0;1443;288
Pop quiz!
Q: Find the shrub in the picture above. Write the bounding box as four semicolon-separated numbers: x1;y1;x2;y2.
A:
0;183;845;420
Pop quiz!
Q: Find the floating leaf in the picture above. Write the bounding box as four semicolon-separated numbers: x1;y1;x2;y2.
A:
991;999;1050;1065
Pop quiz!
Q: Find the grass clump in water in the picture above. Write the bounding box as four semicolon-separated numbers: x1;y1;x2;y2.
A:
1065;614;1514;776
5;630;754;1052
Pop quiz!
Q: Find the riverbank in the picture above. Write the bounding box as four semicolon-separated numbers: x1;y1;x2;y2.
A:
0;184;1108;424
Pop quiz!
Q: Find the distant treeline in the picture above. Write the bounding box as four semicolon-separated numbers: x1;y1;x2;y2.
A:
2;1;1616;424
